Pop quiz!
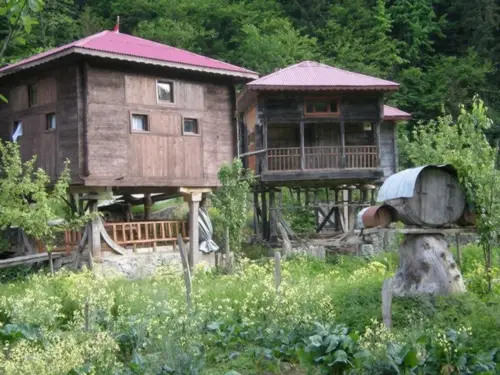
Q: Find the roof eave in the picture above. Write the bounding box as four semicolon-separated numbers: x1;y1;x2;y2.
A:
0;46;259;80
247;84;399;92
384;115;412;121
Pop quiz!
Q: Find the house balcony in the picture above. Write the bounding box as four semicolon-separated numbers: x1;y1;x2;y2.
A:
267;145;378;171
260;145;383;183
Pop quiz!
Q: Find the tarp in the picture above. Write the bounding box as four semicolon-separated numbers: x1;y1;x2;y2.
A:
199;208;219;253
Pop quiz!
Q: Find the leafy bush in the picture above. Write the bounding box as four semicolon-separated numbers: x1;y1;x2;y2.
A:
0;250;498;374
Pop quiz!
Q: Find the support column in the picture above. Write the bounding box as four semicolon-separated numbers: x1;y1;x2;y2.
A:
253;191;261;238
187;192;202;268
300;121;305;170
143;193;153;220
89;200;101;261
261;191;268;240
340;120;346;168
375;120;381;167
269;191;277;242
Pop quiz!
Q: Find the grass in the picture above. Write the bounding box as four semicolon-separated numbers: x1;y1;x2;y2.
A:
0;245;498;374
130;197;184;215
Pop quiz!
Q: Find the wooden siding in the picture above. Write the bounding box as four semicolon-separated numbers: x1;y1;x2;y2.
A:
85;65;234;187
379;121;397;177
0;69;80;182
259;92;382;123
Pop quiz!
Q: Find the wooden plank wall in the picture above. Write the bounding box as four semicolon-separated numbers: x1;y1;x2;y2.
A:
379;121;397;177
85;66;234;187
0;69;80;182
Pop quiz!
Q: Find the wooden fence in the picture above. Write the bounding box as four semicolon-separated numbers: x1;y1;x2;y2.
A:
39;220;189;253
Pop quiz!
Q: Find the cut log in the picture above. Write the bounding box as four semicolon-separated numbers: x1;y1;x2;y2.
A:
391;234;465;296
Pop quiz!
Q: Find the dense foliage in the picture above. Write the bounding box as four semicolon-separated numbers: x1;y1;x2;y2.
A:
404;98;500;291
0;141;90;253
0;0;499;135
0;247;498;374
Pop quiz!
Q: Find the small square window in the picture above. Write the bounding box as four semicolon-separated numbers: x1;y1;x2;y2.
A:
131;114;149;132
28;84;38;107
183;118;199;135
157;81;174;103
12;121;23;141
46;113;56;130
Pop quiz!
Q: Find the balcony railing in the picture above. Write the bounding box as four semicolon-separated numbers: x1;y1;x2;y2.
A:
267;145;378;172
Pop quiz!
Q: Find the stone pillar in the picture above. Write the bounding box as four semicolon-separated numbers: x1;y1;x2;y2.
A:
187;192;202;268
89;200;101;261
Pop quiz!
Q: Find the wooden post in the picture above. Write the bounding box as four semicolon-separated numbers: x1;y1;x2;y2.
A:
340;120;345;168
455;233;461;267
261;191;268;240
143;193;153;220
263;119;268;173
274;251;281;293
269;191;277;242
89;200;101;260
253;191;261;239
300;120;305;170
187;192;202;268
375;120;381;167
382;278;393;328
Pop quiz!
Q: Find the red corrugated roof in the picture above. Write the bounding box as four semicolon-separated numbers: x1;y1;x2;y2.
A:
384;105;411;121
0;30;257;78
247;61;399;91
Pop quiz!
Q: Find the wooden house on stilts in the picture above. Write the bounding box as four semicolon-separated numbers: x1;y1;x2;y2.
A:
236;61;411;239
0;29;258;266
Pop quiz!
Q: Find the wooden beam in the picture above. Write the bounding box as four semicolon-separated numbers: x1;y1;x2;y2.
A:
261;191;268;240
0;252;64;269
316;205;336;233
269;191;277;242
360;227;477;235
300;120;305;170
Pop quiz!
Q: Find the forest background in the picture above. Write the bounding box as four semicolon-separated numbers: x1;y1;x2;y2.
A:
1;0;499;151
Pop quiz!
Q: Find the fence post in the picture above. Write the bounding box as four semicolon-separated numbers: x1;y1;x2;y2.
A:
274;251;281;294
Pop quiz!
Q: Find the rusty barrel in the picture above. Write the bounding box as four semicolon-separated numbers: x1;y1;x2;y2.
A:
356;205;396;229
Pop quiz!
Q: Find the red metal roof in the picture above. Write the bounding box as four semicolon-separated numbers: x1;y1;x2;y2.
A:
0;31;257;78
384;105;411;121
247;61;399;91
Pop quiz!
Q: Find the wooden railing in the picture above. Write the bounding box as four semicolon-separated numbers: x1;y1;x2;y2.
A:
268;147;301;171
345;146;378;169
45;220;188;253
103;220;188;251
267;145;378;171
305;146;342;169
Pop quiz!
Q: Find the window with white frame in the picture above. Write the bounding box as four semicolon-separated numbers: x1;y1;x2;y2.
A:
183;118;199;135
131;114;149;132
157;80;174;103
46;113;56;130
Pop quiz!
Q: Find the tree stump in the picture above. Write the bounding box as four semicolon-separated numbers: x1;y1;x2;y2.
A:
392;234;466;296
383;234;465;328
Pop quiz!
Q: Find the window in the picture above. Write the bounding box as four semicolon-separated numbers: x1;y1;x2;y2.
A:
28;84;38;107
183;118;199;135
12;121;23;142
131;114;149;132
304;97;340;116
157;80;174;103
46;113;56;130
